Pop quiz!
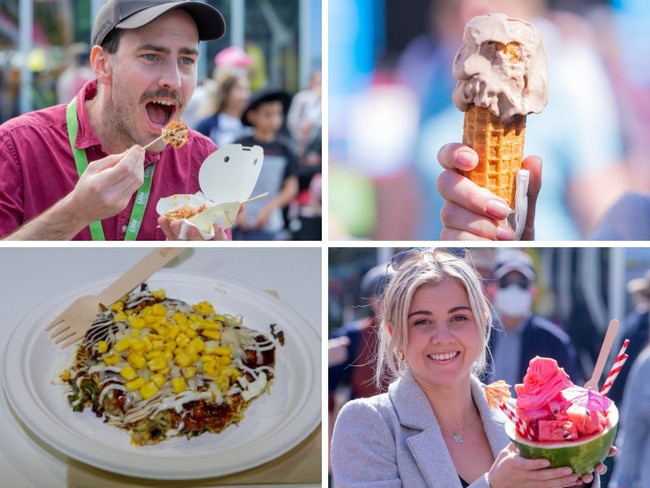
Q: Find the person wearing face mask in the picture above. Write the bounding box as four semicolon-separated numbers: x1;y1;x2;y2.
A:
488;249;584;389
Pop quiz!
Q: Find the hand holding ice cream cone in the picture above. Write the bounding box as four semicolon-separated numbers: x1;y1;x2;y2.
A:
449;13;548;236
437;143;542;240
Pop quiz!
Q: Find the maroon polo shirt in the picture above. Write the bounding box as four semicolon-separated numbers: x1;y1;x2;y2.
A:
0;80;218;240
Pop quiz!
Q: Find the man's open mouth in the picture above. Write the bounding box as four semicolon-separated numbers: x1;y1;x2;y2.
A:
146;99;176;128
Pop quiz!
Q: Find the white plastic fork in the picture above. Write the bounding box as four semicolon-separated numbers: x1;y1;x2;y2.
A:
45;248;185;349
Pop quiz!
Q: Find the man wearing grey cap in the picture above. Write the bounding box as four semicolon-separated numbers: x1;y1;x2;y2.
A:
0;0;231;241
487;249;584;387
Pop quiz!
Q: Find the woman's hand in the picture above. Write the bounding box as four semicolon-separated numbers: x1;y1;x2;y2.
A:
488;444;580;487
488;444;616;487
436;143;542;240
576;445;616;485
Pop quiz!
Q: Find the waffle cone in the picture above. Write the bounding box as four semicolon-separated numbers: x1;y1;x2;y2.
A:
460;104;526;209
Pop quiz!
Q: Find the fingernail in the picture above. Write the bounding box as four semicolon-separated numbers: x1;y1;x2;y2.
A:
457;150;478;169
485;199;511;219
496;225;514;240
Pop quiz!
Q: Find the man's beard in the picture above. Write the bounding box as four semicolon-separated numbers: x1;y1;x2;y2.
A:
103;87;144;151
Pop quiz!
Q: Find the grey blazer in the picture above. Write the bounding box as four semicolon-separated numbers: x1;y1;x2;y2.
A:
331;371;602;488
330;371;508;488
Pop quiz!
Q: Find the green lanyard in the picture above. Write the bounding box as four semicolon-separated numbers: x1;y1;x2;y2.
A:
66;99;155;240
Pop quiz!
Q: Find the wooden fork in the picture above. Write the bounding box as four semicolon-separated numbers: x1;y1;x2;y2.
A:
584;318;620;390
46;248;185;349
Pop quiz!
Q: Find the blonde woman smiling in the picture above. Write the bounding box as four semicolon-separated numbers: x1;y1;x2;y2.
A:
330;248;610;487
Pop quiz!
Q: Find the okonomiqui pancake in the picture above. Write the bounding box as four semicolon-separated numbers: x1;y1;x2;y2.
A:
60;284;283;446
452;13;548;209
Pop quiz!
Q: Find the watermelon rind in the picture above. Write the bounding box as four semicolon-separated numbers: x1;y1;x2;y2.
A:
505;404;618;476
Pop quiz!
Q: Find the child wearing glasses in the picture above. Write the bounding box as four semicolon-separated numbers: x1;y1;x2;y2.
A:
330;248;609;487
487;249;584;389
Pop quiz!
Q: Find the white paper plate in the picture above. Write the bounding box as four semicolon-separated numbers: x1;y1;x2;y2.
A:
2;270;321;480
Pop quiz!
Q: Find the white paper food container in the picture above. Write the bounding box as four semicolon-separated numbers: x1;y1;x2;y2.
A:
156;144;264;240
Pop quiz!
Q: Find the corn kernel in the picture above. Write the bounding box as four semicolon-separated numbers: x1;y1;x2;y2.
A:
213;347;231;356
175;332;191;346
182;366;197;379
120;366;138;381
152;303;167;316
141;336;153;351
171;377;187;394
125;377;145;391
193;301;215;314
172;312;188;326
151;373;165;387
140;381;159;399
187;337;205;355
219;356;232;365
175;351;193;368
204;361;221;377
216;375;230;390
199;321;221;331
130;338;147;353
103;353;120;366
114;311;128;322
127;353;146;369
202;329;221;341
147;355;167;372
145;350;163;360
114;337;131;353
151;340;165;351
96;340;109;354
61;370;71;381
228;367;242;380
152;289;166;300
167;325;180;340
109;300;124;312
130;316;146;328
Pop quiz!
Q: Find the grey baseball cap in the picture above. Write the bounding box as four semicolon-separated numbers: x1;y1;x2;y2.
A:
92;0;226;47
493;249;536;281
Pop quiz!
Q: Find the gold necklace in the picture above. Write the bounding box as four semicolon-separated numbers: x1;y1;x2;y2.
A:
439;410;479;443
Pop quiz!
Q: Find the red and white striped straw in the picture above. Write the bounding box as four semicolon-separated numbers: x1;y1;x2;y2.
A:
601;339;630;396
499;401;535;441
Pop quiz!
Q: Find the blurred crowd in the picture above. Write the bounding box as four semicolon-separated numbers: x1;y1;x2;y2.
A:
329;0;650;240
187;47;322;241
329;247;650;487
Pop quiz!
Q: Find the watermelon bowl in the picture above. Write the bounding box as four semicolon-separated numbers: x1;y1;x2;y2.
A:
505;404;618;476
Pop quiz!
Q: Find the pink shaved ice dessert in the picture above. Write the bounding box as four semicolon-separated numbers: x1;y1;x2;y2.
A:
503;356;618;476
515;356;612;442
